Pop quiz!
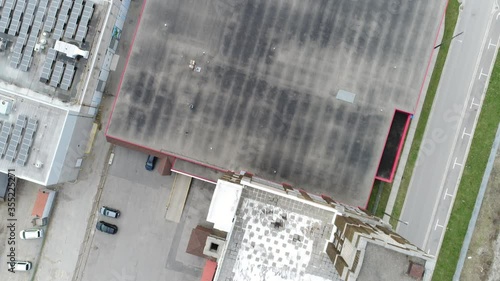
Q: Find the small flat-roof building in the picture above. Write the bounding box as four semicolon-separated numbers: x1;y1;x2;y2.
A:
201;173;434;281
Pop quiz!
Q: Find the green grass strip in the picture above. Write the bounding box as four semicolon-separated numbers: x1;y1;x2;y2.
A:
366;181;391;218
433;46;500;281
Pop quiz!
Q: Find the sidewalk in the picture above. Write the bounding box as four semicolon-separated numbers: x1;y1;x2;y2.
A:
33;96;113;281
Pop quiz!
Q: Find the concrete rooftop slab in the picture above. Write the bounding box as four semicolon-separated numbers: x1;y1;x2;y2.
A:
107;0;444;206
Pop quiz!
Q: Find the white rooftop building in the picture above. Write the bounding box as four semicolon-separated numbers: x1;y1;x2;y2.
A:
204;173;435;281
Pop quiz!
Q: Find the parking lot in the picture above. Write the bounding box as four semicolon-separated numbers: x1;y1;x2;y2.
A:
0;179;45;281
79;146;214;281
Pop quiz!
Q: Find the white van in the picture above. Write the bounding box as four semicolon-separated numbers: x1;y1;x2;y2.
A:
19;228;44;240
7;261;32;271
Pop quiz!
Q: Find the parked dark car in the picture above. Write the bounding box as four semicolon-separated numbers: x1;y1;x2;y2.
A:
145;155;157;171
96;221;118;234
100;206;120;218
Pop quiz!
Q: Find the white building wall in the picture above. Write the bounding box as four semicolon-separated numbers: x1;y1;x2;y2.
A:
46;114;93;185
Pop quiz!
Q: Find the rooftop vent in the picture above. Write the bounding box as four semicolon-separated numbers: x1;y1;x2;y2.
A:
203;236;226;260
0;99;13;115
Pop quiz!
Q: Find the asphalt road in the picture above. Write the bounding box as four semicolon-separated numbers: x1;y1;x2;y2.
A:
397;0;500;256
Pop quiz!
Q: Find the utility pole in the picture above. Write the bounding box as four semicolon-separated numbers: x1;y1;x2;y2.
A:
384;212;409;225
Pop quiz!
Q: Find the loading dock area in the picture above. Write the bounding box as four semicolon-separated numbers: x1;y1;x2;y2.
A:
165;173;192;223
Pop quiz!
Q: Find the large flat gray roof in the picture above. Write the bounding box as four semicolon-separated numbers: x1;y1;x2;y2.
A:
107;0;444;206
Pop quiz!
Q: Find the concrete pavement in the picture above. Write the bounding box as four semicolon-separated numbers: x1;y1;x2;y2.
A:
78;146;209;281
397;0;500;256
0;180;45;281
33;103;113;281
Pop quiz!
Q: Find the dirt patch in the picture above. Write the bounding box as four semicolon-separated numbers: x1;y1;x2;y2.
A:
460;152;500;281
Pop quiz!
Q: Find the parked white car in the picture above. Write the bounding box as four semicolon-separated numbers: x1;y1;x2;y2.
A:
19;228;44;240
100;206;120;218
7;261;32;271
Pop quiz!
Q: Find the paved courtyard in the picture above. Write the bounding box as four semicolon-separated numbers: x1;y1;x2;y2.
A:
79;146;214;281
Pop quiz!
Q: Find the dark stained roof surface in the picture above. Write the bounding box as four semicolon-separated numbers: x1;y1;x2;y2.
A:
107;0;444;206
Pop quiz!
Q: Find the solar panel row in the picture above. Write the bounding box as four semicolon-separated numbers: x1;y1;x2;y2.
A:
49;61;64;87
17;117;38;166
43;0;61;32
20;0;40;37
7;0;25;35
64;0;83;39
9;39;23;68
52;15;67;40
3;0;16;10
39;48;56;82
60;64;75;90
5;115;27;162
17;32;26;45
19;32;36;71
0;122;12;158
0;7;13;32
75;1;94;42
51;0;72;40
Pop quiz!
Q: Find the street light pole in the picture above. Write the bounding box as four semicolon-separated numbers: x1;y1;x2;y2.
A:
434;31;464;49
384;212;409;226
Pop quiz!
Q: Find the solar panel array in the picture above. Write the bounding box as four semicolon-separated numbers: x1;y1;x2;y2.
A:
17;117;38;166
5;115;27;162
0;122;12;157
3;0;94;88
76;1;93;41
9;38;23;68
40;47;76;89
63;0;82;40
60;63;75;90
20;0;36;34
5;0;49;71
7;0;26;36
52;0;72;40
0;0;16;32
49;60;64;87
40;49;54;77
42;0;60;32
39;47;56;82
